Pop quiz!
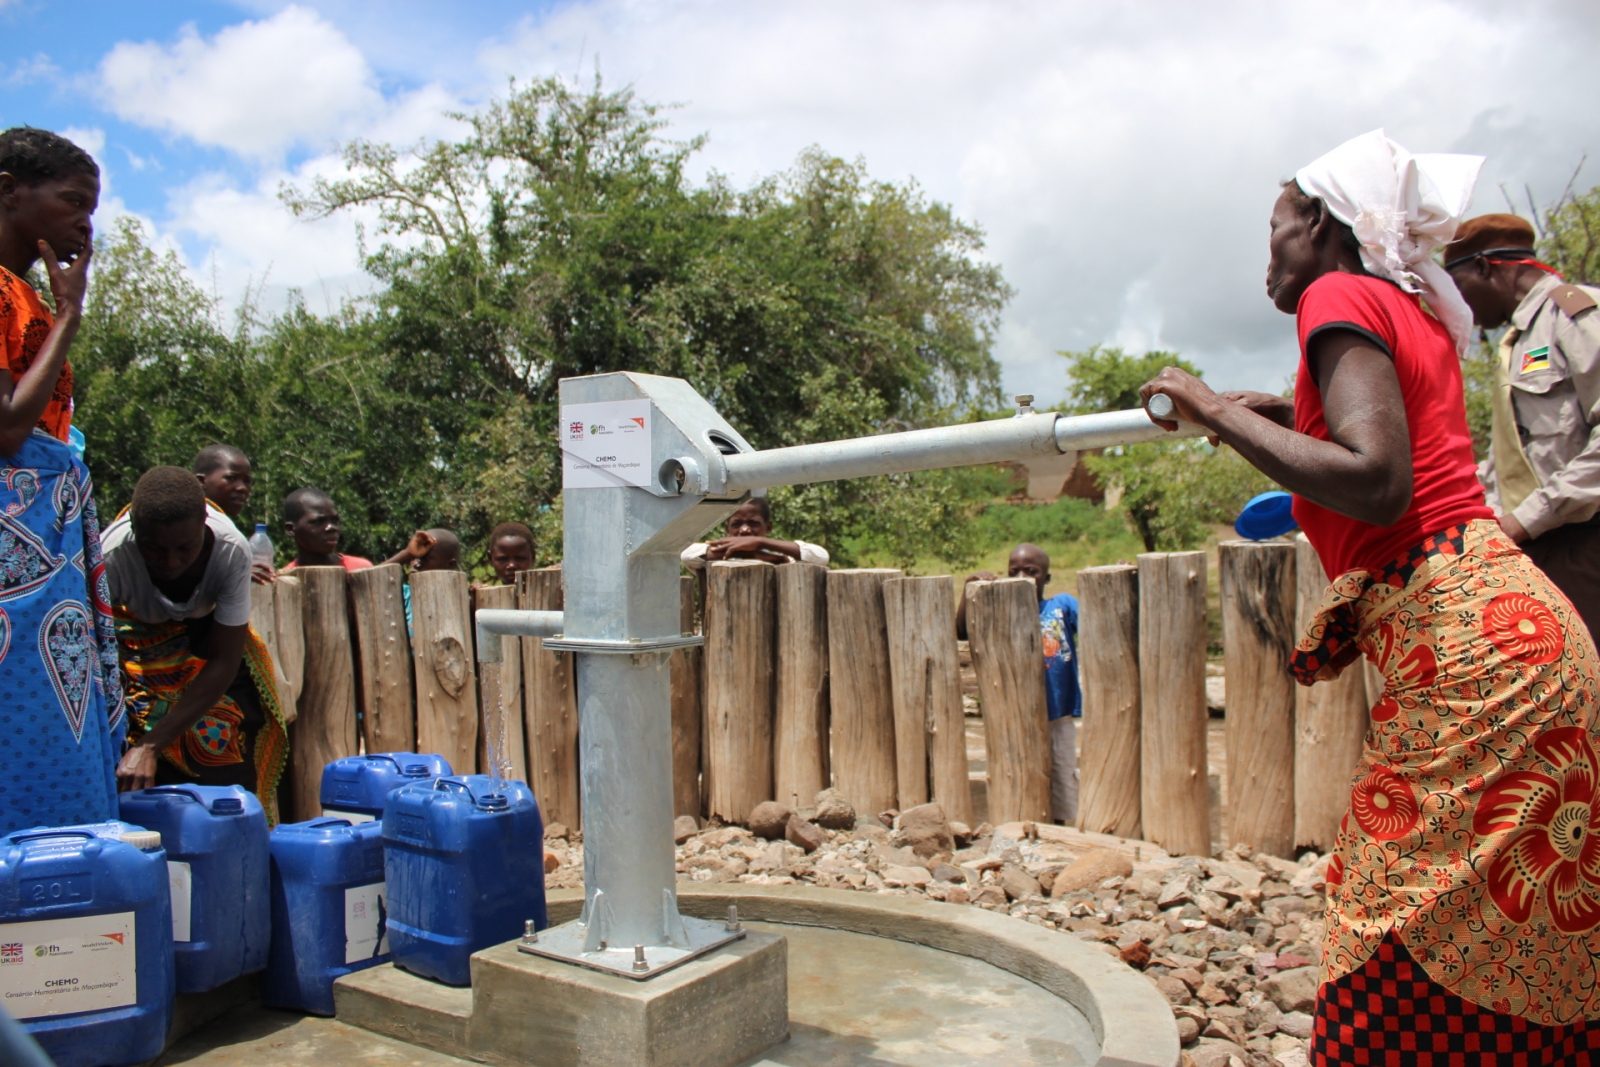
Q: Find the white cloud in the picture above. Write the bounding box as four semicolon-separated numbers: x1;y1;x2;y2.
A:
116;0;1600;402
476;0;1600;396
96;5;383;161
3;53;59;86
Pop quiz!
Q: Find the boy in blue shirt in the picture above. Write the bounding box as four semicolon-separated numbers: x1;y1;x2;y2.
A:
957;543;1081;823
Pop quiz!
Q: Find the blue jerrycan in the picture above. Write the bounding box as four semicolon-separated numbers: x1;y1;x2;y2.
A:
262;818;388;1015
320;753;453;821
0;821;174;1067
118;785;269;994
383;776;546;986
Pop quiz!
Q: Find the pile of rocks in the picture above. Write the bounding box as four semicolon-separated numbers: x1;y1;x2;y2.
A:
542;792;1329;1067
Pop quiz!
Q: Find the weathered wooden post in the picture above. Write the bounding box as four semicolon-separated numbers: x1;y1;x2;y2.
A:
773;563;828;812
966;577;1051;825
249;580;298;728
702;560;777;825
473;583;527;781
670;576;703;819
409;569;478;778
1220;541;1298;857
293;566;359;823
273;574;304;723
1294;537;1369;850
348;563;415;755
827;568;902;819
518;567;580;830
1076;564;1142;839
884;575;973;824
1138;552;1211;857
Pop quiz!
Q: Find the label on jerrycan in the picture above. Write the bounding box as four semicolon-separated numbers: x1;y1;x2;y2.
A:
0;912;136;1019
344;883;388;964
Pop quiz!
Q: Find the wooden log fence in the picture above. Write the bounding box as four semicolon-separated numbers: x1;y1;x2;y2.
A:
1294;537;1370;851
1076;564;1141;839
1220;541;1297;857
1138;552;1211;858
349;564;414;755
670;576;704;819
410;570;478;777
703;560;777;824
253;533;1373;861
884;575;973;825
473;583;527;782
827;569;902;819
966;577;1051;825
773;564;828;811
519;567;581;831
291;566;360;822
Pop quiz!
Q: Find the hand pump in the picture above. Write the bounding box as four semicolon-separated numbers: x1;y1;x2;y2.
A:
474;372;1199;978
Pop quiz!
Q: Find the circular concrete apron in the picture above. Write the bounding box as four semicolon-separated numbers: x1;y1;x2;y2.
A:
737;921;1099;1065
649;884;1177;1067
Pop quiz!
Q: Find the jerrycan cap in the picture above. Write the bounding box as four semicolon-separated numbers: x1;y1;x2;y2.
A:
402;764;431;778
118;829;163;852
475;793;510;812
211;797;244;815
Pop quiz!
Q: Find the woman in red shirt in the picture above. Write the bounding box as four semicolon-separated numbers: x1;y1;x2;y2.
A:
1146;131;1600;1060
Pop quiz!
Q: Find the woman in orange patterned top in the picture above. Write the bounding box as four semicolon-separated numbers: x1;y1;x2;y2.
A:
0;127;95;454
1144;131;1600;1062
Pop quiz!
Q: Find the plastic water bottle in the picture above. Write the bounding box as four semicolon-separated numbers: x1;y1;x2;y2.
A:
249;524;274;569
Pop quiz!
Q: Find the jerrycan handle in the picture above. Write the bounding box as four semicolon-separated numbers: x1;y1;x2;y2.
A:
142;785;203;804
431;777;509;811
143;785;244;815
8;830;97;846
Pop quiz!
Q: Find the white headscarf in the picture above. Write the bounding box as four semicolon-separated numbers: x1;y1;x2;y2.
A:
1294;129;1484;354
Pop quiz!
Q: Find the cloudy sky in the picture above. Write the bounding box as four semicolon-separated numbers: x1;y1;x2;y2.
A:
5;0;1600;400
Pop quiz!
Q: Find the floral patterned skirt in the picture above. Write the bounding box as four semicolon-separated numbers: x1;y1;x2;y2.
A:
116;609;287;819
1293;520;1600;1026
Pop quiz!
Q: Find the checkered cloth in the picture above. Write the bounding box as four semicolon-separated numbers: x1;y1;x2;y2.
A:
1311;934;1600;1065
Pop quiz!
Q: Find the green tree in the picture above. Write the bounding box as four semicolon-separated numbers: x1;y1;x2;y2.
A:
72;219;445;561
1060;344;1202;414
282;76;1011;565
72;217;258;517
1539;175;1600;284
1059;345;1273;551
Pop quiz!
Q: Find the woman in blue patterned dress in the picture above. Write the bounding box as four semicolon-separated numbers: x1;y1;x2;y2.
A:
0;128;122;837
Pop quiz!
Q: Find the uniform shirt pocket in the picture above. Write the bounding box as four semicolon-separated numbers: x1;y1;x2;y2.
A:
1511;376;1581;439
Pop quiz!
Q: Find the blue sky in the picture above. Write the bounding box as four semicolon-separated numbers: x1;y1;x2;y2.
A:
5;1;1600;397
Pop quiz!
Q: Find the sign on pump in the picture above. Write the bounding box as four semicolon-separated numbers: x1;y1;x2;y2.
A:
560;399;652;488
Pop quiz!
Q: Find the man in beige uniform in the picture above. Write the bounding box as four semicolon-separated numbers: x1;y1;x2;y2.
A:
1444;214;1600;637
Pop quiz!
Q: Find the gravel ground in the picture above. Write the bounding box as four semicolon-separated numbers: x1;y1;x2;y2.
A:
543;793;1325;1067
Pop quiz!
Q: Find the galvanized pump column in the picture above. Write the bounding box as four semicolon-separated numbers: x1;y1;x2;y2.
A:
473;372;1200;979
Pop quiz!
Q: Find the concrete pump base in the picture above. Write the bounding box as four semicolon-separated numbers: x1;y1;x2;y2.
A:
326;884;1176;1067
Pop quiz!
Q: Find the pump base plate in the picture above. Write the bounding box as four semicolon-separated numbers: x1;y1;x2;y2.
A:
516;915;745;979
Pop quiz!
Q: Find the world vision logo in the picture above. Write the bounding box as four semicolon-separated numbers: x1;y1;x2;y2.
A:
629;417;645;428
99;933;125;945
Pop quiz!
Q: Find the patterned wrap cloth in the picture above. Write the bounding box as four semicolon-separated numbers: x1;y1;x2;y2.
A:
0;430;123;836
1294;519;1600;1025
116;610;288;822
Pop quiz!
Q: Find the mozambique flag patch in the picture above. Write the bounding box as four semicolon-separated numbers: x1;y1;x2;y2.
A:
1521;345;1551;374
